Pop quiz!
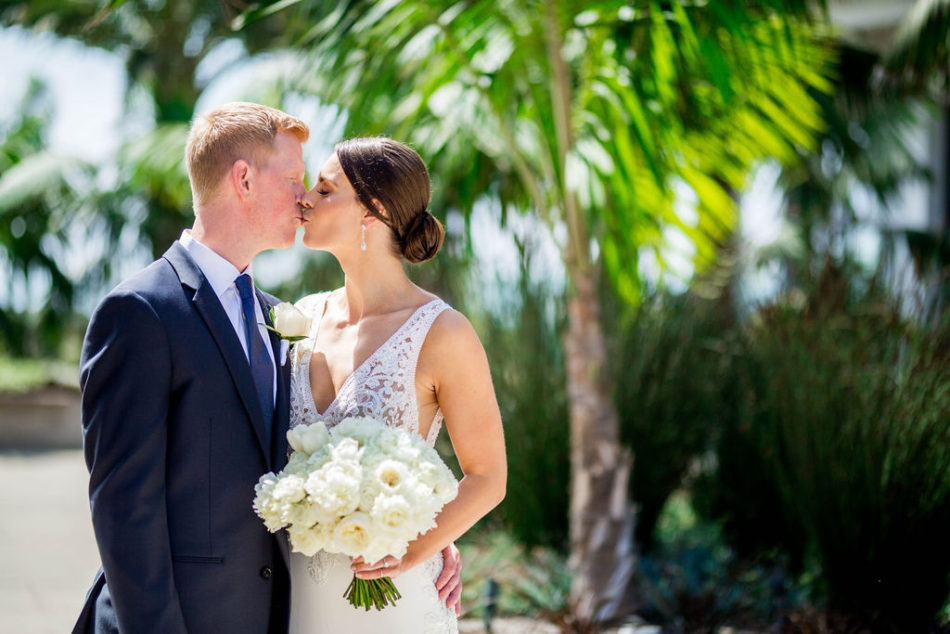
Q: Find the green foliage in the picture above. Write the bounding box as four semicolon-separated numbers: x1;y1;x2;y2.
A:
698;267;950;631
426;230;570;552
479;250;570;551
2;0;318;258
775;42;931;275
458;531;570;621
247;0;833;303
887;0;950;96
637;493;815;632
0;79;94;357
121;123;193;255
0;355;78;393
605;288;730;551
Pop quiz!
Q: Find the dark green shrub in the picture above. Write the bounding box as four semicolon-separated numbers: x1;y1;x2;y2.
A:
691;335;810;567
637;494;815;632
701;274;950;630
606;291;729;551
480;274;570;551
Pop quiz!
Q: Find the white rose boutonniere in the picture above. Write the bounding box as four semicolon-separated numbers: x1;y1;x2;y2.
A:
264;302;312;342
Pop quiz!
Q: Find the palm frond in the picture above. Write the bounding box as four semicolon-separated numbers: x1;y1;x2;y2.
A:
887;0;950;94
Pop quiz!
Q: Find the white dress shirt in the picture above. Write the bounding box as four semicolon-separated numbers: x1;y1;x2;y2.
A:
180;230;277;405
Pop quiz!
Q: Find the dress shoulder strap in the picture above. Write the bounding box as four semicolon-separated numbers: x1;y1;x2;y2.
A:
404;299;451;353
294;291;331;325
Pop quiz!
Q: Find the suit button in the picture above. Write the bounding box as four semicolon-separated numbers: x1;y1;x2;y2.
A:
260;566;273;579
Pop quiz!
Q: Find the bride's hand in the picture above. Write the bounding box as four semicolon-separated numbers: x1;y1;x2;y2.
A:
351;555;405;580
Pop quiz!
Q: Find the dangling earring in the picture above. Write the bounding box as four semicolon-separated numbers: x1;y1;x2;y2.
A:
360;224;367;251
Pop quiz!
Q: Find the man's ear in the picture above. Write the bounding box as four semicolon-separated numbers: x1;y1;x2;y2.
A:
230;160;252;201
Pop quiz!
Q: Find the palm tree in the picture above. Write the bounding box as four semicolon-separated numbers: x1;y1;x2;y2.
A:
887;0;950;94
238;0;833;626
885;0;950;315
1;0;307;256
0;79;94;355
774;42;930;283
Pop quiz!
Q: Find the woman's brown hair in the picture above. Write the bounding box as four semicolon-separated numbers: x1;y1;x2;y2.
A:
336;137;444;263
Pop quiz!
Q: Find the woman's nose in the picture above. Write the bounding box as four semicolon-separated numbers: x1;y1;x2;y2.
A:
297;190;314;209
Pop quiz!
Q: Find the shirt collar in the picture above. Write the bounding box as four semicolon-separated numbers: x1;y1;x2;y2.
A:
179;230;254;299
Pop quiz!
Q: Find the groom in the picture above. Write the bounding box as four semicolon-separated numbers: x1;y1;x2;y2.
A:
73;102;461;633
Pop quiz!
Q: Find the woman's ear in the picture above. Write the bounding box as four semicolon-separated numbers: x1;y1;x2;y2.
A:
362;198;388;225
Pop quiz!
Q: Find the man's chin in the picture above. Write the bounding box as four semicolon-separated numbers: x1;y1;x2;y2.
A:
269;228;297;250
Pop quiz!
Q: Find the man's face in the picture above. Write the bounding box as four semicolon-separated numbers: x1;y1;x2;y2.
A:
247;131;306;251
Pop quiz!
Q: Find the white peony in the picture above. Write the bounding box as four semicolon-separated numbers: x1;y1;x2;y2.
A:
373;459;410;493
286;499;325;528
305;446;332;471
372;426;402;455
287;422;330;456
286;426;305;454
282;451;310;476
305;463;361;517
329;437;363;464
369;493;413;537
287;523;328;557
330;416;380;448
272;474;306;504
358;472;383;512
252;474;286;532
392;434;422;464
332;511;374;556
434;469;459;503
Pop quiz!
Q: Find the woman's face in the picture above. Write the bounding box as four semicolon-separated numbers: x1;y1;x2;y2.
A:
300;153;364;252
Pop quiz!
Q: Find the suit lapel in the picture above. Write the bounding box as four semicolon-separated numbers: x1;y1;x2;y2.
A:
163;242;272;467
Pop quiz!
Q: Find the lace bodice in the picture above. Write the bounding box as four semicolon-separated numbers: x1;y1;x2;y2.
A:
290;291;451;447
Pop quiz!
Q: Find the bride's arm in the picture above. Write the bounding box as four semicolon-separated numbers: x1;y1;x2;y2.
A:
352;308;507;576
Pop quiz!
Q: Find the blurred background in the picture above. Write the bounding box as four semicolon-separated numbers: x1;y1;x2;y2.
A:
1;0;949;632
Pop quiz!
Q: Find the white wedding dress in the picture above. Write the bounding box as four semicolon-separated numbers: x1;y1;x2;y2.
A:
287;292;459;634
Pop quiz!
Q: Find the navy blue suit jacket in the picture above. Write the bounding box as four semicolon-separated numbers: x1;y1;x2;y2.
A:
73;242;292;633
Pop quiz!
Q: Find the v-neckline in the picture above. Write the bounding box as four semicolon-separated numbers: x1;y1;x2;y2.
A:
307;294;438;418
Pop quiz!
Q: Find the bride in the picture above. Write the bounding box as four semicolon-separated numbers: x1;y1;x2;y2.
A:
286;137;507;633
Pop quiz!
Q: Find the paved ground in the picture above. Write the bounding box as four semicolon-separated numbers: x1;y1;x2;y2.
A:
0;450;99;634
0;451;553;634
0;450;655;634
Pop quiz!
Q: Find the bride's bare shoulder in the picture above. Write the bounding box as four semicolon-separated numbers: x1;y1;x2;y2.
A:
423;306;486;360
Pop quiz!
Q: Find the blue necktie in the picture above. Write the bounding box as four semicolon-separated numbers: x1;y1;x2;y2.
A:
235;274;274;441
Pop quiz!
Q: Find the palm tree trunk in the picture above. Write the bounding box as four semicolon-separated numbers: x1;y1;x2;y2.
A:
563;264;637;628
542;2;637;626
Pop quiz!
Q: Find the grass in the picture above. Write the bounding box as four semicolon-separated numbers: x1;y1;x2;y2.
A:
0;356;78;394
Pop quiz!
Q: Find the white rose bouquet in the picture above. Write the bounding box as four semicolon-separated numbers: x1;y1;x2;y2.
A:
253;417;459;610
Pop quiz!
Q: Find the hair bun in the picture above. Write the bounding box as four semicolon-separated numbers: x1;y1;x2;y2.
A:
399;211;444;263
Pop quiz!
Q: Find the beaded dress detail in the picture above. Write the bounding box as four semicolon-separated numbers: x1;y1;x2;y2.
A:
287;292;457;634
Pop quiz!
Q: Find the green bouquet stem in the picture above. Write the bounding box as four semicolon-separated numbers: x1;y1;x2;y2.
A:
344;575;402;611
